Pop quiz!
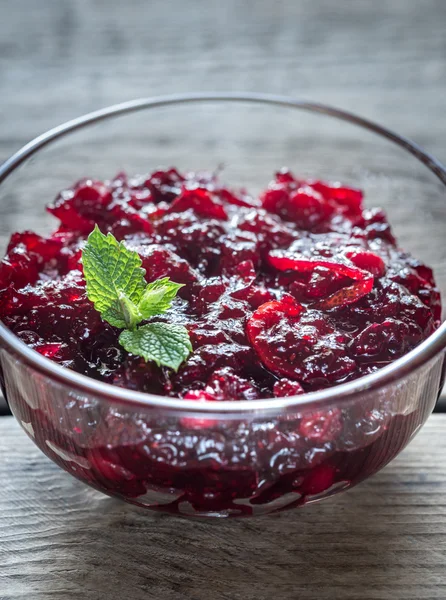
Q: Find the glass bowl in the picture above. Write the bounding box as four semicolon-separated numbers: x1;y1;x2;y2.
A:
1;94;445;518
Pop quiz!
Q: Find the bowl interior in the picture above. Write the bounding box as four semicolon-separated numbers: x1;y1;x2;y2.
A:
1;97;445;307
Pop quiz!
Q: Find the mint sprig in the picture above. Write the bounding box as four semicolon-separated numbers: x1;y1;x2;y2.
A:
82;226;192;371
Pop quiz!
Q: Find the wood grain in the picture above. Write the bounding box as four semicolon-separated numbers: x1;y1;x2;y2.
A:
1;415;446;599
1;0;446;414
1;0;446;159
1;9;446;596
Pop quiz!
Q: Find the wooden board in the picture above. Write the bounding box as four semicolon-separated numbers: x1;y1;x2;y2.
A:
1;415;446;599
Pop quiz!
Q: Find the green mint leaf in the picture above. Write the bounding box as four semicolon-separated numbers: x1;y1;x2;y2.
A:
118;293;143;330
138;277;184;319
82;226;192;369
82;225;147;328
119;323;192;371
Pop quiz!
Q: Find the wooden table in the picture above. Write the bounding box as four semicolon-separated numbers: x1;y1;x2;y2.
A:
1;1;446;597
1;415;446;600
1;0;446;416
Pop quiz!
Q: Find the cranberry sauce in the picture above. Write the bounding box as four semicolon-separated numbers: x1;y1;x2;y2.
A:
0;168;441;399
9;384;425;516
0;167;441;516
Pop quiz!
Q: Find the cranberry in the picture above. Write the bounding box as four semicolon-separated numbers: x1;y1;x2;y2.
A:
333;279;435;337
303;266;343;301
133;244;199;293
47;180;112;233
263;185;334;229
273;379;305;397
7;232;62;262
178;390;220;429
189;278;227;314
111;357;166;394
388;260;442;323
47;179;154;238
168;187;228;221
299;408;342;442
156;210;225;273
309;181;363;213
0;232;63;288
247;297;356;386
219;232;260;274
238;210;296;252
174;343;256;390
87;448;147;497
268;250;374;309
275;168;299;185
144;168;185;203
300;464;336;495
344;249;386;278
349;318;421;361
205;367;261;401
218;187;260;208
261;172;365;234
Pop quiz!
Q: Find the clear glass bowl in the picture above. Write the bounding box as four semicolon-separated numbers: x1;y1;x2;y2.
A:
1;94;445;518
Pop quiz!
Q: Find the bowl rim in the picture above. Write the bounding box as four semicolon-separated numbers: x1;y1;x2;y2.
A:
0;92;445;414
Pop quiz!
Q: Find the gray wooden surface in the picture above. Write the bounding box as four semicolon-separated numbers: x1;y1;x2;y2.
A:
1;0;445;414
1;0;446;159
1;2;446;597
1;415;446;600
2;0;446;215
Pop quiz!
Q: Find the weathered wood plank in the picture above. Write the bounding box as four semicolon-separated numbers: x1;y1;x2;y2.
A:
1;415;446;599
1;1;446;413
1;0;446;155
0;9;446;597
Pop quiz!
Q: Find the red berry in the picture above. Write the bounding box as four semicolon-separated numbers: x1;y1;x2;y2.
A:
344;249;386;277
268;251;374;309
144;168;185;203
273;378;305;397
218;187;260;208
299;409;342;442
168;187;228;220
300;465;336;495
247;298;356;385
180;389;219;429
310;181;363;213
